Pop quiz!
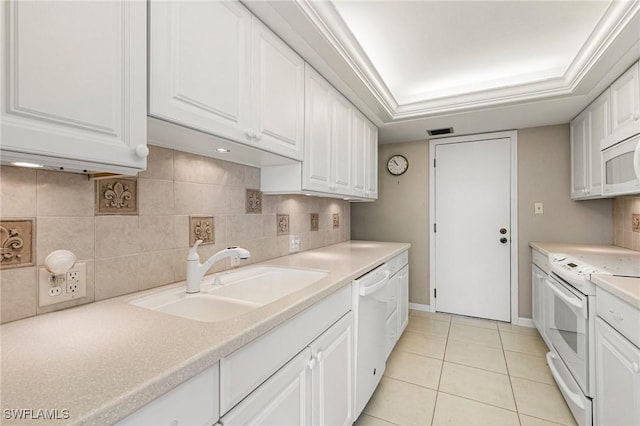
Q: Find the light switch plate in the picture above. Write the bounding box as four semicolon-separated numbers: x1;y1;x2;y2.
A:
534;202;544;215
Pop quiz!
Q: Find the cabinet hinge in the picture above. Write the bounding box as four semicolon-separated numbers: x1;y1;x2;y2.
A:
434;288;437;298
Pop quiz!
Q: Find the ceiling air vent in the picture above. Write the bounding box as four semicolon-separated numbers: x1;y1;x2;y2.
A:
427;127;453;137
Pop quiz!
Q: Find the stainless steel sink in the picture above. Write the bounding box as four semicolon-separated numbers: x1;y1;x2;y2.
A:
129;266;328;322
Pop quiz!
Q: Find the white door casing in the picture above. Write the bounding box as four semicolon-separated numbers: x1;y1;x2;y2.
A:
429;131;518;322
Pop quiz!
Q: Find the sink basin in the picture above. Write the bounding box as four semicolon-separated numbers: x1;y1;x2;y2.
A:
129;266;328;322
203;266;329;305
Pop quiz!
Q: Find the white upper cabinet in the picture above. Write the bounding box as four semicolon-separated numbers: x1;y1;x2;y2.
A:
351;111;367;198
303;66;334;192
608;61;640;146
251;17;305;160
331;92;353;194
364;120;379;199
571;110;589;199
1;0;147;174
571;90;610;200
149;0;251;145
149;0;304;161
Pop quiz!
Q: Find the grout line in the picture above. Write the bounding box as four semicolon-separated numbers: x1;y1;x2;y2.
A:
437;390;519;414
498;325;523;426
429;316;454;425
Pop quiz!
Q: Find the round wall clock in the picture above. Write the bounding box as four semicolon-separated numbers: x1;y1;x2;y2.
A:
387;154;409;176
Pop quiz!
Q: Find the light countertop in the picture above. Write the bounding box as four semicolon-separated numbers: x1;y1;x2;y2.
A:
530;241;640;309
1;240;410;425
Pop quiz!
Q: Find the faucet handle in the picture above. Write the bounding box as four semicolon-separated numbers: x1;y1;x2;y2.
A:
187;240;203;261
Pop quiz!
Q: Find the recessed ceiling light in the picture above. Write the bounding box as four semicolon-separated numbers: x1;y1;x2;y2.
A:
10;161;44;168
215;148;230;153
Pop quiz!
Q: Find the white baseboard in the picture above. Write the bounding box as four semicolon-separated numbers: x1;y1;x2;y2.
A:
408;303;431;312
514;317;535;328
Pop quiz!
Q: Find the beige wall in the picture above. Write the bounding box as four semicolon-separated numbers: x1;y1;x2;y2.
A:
351;141;430;305
517;125;612;318
613;195;640;250
352;124;615;318
0;146;350;324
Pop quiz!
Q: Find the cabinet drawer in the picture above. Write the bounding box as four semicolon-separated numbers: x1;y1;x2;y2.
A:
117;364;219;426
220;285;351;414
597;287;640;347
387;251;408;277
531;249;549;271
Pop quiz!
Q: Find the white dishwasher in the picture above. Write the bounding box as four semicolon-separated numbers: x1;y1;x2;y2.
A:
352;263;391;418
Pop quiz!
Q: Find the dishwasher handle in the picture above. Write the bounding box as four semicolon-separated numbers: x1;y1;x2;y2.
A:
359;270;390;297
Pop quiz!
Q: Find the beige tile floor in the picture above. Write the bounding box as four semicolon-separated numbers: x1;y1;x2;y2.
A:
355;310;578;426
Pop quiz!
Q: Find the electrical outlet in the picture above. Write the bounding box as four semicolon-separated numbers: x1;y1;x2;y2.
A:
38;263;87;307
230;256;240;267
534;202;544;215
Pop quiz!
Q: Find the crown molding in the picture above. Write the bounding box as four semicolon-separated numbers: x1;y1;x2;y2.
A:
294;0;640;121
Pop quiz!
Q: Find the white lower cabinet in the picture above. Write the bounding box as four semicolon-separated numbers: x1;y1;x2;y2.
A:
220;312;354;426
117;364;219;426
219;348;313;426
594;317;640;426
397;265;409;335
309;312;354;426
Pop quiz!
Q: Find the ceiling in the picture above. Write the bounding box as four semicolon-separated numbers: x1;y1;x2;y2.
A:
244;1;640;143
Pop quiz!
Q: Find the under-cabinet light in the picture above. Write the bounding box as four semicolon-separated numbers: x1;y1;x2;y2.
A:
10;161;44;168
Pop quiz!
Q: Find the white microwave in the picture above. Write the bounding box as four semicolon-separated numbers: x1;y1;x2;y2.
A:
602;133;640;196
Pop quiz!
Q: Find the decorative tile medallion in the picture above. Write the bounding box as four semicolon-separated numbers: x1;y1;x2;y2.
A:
277;214;290;236
190;217;215;246
332;213;340;229
633;214;640;233
310;213;319;232
246;189;262;214
96;178;137;215
0;219;34;269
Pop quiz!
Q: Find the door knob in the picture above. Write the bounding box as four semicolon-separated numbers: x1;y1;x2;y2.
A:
500;237;508;244
499;228;507;235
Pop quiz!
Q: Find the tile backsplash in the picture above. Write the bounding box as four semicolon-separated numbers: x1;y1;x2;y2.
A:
613;195;640;251
0;146;350;323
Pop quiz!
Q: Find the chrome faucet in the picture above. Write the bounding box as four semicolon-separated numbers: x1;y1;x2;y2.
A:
186;240;251;294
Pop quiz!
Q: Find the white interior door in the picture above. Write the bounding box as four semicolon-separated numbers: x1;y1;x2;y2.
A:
434;137;512;321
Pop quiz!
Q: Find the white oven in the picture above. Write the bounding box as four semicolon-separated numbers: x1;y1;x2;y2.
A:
544;254;602;426
602;133;640;196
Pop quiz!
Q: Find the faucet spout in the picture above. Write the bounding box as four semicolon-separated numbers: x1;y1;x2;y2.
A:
186;240;251;294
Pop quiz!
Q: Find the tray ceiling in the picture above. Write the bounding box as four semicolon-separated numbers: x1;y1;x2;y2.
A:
245;0;640;142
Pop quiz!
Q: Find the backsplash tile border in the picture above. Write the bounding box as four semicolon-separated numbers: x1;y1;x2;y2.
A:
95;178;138;215
190;216;215;246
0;146;351;323
0;218;35;269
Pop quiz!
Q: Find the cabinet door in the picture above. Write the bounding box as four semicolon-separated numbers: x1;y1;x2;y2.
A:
251;17;304;161
595;317;640;426
351;111;367;198
220;348;312;426
304;65;333;192
309;312;354;426
331;92;353;194
149;0;252;145
610;62;640;142
587;90;609;196
1;0;147;173
397;265;409;336
570;110;589;199
364;120;379;199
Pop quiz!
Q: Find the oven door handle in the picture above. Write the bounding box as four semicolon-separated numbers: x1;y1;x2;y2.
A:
545;278;587;318
546;352;585;410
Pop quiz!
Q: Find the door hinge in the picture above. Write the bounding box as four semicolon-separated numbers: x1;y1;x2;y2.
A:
434;223;437;233
434;288;437;298
433;158;436;168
